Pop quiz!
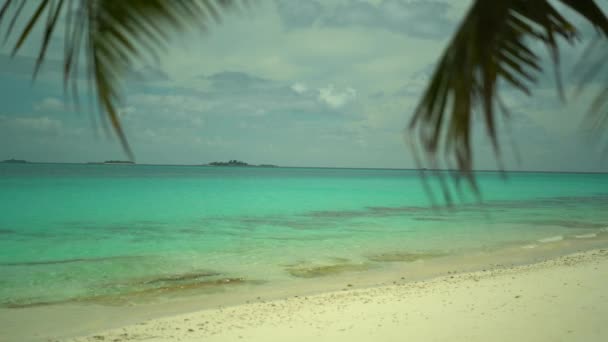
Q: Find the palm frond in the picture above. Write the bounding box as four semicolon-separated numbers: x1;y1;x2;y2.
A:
1;0;244;160
408;0;608;203
559;0;608;35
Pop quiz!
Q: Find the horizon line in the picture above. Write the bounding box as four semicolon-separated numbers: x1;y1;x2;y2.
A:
3;160;608;175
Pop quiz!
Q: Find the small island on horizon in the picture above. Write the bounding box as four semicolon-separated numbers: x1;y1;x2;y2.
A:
206;160;278;168
1;158;28;164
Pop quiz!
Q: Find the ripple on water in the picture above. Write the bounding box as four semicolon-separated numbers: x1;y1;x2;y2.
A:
304;210;363;219
517;219;606;229
238;216;323;231
141;271;222;285
284;260;373;278
366;206;428;215
521;244;538;249
0;255;146;267
537;235;564;243
412;217;449;222
2;275;257;309
574;233;597;239
365;251;446;263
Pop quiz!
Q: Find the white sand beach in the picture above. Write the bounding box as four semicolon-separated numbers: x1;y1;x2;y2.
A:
51;248;608;342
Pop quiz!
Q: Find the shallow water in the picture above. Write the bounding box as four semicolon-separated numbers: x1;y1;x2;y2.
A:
1;163;607;308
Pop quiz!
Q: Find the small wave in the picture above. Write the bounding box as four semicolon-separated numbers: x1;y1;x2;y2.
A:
0;255;144;267
574;233;597;239
521;244;538;249
537;235;564;243
601;227;608;232
521;220;606;229
366;251;446;262
285;262;373;278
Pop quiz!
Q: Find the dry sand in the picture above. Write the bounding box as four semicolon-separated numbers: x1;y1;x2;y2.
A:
56;248;608;342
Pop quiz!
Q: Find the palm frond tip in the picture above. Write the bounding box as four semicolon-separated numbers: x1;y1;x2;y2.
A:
409;0;608;201
0;0;244;160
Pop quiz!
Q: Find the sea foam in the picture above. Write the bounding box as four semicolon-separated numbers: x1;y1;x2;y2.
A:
574;233;597;239
538;235;564;243
521;244;538;249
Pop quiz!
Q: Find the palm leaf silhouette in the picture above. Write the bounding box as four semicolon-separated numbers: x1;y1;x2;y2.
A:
408;0;608;203
0;0;242;160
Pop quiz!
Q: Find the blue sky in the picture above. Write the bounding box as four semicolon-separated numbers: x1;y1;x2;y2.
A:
1;0;607;171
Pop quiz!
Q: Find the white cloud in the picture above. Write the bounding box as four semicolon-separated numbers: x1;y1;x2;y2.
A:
34;97;65;112
0;115;62;133
291;82;308;94
129;94;213;114
318;85;357;109
119;106;137;118
319;0;457;39
17;117;62;132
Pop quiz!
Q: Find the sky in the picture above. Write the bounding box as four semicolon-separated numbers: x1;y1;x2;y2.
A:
1;0;607;171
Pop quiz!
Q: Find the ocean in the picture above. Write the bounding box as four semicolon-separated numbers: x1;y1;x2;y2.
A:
1;163;607;309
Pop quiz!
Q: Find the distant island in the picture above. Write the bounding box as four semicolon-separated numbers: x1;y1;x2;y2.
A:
104;160;135;164
102;160;135;165
209;160;249;166
1;158;27;164
207;160;278;167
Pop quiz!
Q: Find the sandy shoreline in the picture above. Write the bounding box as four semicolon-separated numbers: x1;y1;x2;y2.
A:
41;248;607;342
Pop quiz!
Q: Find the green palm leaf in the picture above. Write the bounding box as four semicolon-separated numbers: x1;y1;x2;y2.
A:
409;0;608;203
1;0;243;160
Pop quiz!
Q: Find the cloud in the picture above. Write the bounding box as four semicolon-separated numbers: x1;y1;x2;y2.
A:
202;71;273;91
394;64;435;97
275;0;323;29
123;71;319;147
35;97;65;112
128;66;170;83
291;82;308;94
275;0;456;39
0;54;63;77
376;0;453;39
318;85;357;109
0;115;63;134
118;106;137;118
129;71;361;123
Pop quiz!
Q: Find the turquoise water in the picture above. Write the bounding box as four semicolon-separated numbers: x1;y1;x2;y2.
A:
1;163;607;307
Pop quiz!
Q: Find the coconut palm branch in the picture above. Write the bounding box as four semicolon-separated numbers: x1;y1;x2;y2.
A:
0;0;242;159
409;0;608;203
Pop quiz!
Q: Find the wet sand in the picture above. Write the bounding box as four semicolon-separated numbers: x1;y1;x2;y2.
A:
52;248;608;342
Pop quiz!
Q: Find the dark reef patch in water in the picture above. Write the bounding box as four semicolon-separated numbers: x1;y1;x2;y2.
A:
366;206;427;214
201;193;608;234
128;277;250;296
177;228;207;234
366;251;446;263
260;234;345;241
303;210;363;219
61;220;169;233
0;228;15;235
142;271;222;284
412;217;449;222
238;216;320;230
285;261;373;278
303;206;428;220
3;277;257;309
